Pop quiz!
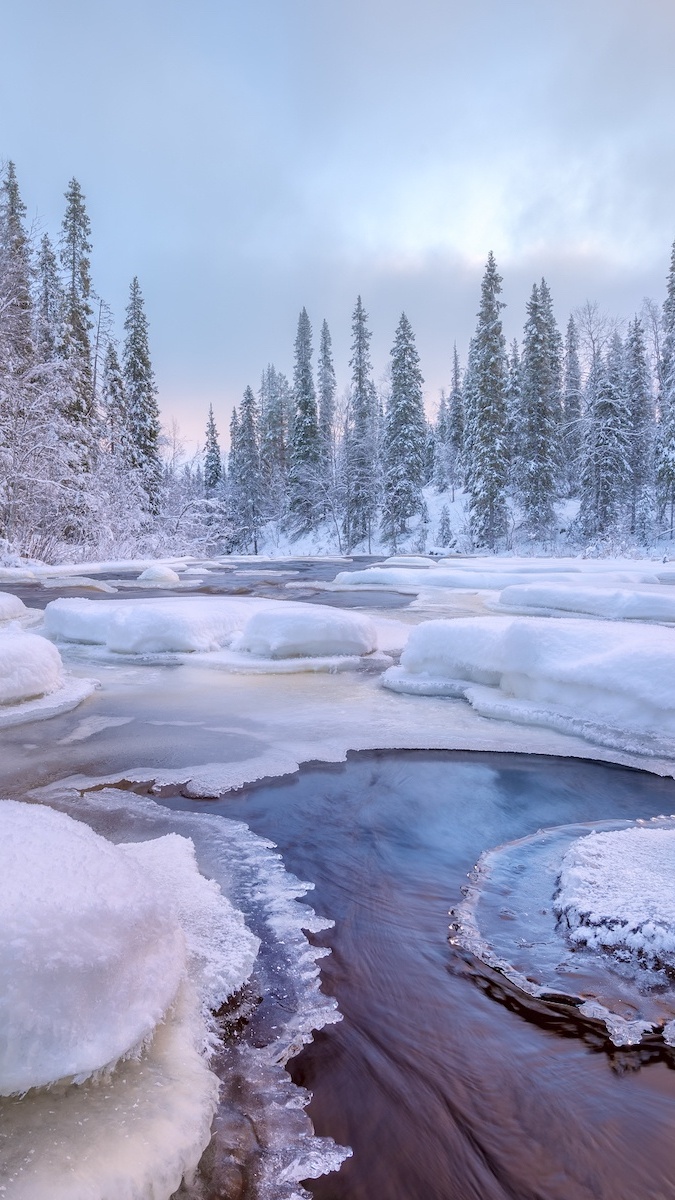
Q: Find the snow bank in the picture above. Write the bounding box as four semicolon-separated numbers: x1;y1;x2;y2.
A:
45;595;383;662
0;591;31;623
0;801;259;1095
137;564;182;583
382;615;675;744
335;557;662;594
555;828;675;963
496;582;675;622
0;629;64;704
233;606;377;659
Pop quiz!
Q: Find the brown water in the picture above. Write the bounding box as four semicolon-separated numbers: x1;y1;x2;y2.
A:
164;751;675;1200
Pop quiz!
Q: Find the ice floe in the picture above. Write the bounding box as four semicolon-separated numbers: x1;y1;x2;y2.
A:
382;615;675;753
495;581;675;622
43;594;398;668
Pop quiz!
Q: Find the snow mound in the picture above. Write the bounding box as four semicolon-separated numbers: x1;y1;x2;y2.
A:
336;557;662;595
137;564;182;584
233;606;377;659
382;616;675;745
0;591;31;623
496;582;675;622
0;629;64;705
44;595;382;662
555;828;675;963
0;801;259;1095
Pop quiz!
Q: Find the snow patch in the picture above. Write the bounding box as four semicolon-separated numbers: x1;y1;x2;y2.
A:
0;629;64;705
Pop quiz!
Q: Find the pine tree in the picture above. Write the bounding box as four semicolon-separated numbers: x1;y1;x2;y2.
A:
657;240;675;537
288;308;320;532
123;277;162;511
515;280;560;538
59;177;94;421
34;235;62;363
578;334;630;539
0;161;33;369
230;386;263;552
505;338;522;467
464;253;509;548
318;319;336;475
381;312;426;548
343;296;379;549
624;317;654;542
562;315;583;495
101;341;128;457
204;404;222;494
437;503;453;547
433;389;450;491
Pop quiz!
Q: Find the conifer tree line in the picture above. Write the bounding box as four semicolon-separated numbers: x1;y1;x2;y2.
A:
0;161;178;560
4;160;675;560
222;243;675;554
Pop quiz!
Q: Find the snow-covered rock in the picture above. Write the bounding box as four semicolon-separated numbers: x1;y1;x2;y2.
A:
496;582;675;622
0;629;64;705
233;606;377;659
555;828;675;964
0;800;258;1096
137;564;182;584
382;615;675;744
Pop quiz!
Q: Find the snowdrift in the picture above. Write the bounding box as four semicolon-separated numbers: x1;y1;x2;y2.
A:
44;595;380;662
496;581;675;622
555;827;675;963
0;629;64;705
0;800;258;1095
382;615;675;749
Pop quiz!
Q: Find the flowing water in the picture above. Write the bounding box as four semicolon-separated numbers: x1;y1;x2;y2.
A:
3;561;675;1198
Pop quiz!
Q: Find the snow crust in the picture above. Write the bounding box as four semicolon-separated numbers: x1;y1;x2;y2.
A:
496;581;675;622
44;595;385;663
0;800;259;1095
555;828;675;962
0;629;64;705
383;615;675;744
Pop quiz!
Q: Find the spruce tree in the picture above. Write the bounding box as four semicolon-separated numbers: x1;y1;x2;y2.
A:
505;338;522;467
259;363;291;521
464;253;509;548
204;404;222;495
230;386;263;552
578;334;630;539
289;308;320;532
343;296;379;549
515;280;560;538
433;389;450;492
34;235;62;363
101;341;128;457
437;503;453;547
625;317;654;541
657;240;675;537
123;277;162;511
318;319;336;474
381;313;426;548
0;161;33;369
562;315;583;495
59;177;94;421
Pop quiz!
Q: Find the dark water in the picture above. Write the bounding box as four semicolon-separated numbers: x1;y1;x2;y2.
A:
164;751;675;1200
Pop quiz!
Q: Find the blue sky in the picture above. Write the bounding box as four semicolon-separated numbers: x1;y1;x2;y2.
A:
3;0;675;449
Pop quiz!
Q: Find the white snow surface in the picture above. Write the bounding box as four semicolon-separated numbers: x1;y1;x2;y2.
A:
137;564;182;583
383;615;675;742
335;559;662;594
44;595;386;661
0;800;258;1095
0;591;32;623
555;828;675;962
0;629;64;705
496;581;675;622
232;606;377;659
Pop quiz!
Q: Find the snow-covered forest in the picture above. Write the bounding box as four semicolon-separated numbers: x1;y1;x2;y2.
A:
2;160;675;562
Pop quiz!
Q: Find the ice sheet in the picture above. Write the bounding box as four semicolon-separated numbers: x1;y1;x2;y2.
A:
495;582;675;622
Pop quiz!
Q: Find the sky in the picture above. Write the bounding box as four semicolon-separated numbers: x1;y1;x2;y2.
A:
2;0;675;452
